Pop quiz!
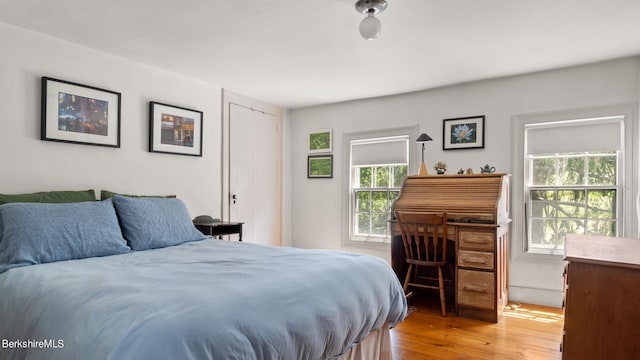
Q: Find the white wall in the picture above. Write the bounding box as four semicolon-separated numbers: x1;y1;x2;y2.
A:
0;22;222;217
287;57;640;306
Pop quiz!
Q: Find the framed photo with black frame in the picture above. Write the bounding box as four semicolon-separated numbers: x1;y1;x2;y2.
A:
149;101;203;156
442;115;485;150
41;77;121;148
307;155;333;178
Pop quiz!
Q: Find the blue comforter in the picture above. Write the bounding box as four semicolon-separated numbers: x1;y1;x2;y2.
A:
0;239;406;360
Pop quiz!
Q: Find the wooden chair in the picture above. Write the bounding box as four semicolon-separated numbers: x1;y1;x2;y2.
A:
395;211;451;316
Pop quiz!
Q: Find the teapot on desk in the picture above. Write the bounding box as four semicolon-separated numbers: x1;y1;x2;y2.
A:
480;164;496;174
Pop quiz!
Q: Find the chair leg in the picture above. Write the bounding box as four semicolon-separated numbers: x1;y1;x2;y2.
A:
438;267;446;316
448;262;456;313
403;264;413;295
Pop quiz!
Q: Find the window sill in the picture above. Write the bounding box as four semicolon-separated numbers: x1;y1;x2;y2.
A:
527;248;564;256
344;238;391;249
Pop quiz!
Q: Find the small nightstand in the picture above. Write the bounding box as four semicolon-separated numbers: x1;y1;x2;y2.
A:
194;221;244;241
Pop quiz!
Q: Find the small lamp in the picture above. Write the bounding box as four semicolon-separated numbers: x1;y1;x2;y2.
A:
416;133;433;176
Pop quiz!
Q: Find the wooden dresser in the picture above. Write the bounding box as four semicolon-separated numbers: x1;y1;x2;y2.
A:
390;173;510;323
562;235;640;359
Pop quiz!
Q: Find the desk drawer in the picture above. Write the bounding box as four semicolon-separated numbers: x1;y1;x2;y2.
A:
458;250;494;270
457;269;495;310
459;230;494;251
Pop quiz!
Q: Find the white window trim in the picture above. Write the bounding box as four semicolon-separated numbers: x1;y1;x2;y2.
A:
342;125;419;249
511;104;638;262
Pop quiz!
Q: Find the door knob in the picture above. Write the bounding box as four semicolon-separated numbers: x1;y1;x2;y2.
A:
232;194;237;204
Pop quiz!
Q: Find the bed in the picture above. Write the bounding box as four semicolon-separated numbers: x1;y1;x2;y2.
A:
0;191;407;360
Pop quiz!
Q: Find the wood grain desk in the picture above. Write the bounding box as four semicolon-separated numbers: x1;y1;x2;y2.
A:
389;174;511;323
390;220;509;323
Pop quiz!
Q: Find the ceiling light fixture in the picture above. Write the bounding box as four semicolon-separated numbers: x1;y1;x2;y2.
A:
355;0;387;40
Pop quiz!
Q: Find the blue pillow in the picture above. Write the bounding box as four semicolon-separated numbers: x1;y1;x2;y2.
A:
112;195;207;251
0;199;130;274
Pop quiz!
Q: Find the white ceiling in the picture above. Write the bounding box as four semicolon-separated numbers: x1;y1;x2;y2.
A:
2;0;640;109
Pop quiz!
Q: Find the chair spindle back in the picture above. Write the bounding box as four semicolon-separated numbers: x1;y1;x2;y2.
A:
395;211;448;264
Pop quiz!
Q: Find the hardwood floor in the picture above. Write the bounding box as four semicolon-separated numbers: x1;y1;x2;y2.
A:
390;293;564;360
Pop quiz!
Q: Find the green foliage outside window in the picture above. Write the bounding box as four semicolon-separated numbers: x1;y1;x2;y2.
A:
528;152;618;253
354;164;407;238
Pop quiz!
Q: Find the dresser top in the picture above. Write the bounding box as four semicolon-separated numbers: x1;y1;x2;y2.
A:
565;234;640;270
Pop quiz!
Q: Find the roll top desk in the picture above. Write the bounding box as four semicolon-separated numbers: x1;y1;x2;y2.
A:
390;173;511;323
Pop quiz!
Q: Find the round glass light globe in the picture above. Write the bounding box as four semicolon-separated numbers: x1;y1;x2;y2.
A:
359;15;381;40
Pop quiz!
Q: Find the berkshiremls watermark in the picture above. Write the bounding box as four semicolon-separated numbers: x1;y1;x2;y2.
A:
2;338;64;349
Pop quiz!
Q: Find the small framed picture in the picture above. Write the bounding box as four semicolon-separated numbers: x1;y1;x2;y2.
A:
41;77;121;147
307;155;333;178
149;101;203;156
443;115;485;150
308;129;332;153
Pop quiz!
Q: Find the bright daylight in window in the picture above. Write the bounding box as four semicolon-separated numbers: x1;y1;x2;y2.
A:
525;117;622;255
349;136;408;243
527;152;619;254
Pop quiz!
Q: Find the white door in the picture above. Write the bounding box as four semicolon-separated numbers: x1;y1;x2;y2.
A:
222;91;282;246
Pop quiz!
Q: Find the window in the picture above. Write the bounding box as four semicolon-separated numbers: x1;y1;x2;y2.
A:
353;163;407;240
514;110;631;258
343;128;415;245
527;151;619;254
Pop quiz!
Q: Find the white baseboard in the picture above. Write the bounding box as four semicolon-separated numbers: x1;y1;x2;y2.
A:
508;285;563;308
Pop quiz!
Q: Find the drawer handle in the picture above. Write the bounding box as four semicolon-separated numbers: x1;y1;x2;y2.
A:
463;257;488;264
463;285;488;293
464;238;490;244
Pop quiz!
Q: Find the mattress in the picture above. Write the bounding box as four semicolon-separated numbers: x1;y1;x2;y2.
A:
0;239;407;360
